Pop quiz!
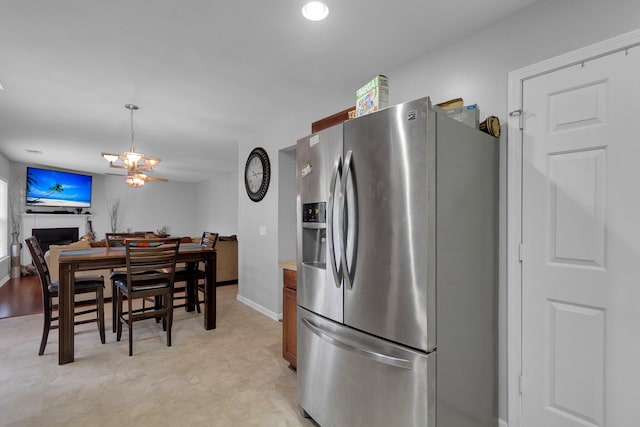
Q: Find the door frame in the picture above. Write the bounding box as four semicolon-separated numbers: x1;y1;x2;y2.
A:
506;28;640;427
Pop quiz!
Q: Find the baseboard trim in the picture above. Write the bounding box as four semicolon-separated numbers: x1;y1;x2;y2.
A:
236;294;280;321
499;417;508;427
0;274;9;288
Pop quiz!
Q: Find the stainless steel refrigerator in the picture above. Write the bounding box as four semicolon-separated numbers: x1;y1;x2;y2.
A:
296;96;498;427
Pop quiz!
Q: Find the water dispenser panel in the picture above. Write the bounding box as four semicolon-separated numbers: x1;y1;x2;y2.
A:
303;202;326;223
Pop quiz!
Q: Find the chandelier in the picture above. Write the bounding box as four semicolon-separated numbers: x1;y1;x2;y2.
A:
101;104;167;187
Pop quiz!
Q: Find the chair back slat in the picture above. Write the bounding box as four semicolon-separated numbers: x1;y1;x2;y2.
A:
24;236;53;301
200;232;219;249
124;238;180;292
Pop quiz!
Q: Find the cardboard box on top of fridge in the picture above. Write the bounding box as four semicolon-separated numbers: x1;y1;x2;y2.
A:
437;104;480;129
356;75;389;117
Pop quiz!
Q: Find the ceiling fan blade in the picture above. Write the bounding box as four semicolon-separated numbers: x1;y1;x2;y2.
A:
106;173;127;177
145;176;168;182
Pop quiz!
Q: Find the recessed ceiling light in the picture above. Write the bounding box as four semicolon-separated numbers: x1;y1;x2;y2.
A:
302;1;329;21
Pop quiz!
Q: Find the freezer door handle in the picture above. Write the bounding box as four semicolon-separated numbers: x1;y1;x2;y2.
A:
301;316;412;370
327;156;343;288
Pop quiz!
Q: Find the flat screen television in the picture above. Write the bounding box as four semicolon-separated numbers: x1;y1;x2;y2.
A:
26;167;92;208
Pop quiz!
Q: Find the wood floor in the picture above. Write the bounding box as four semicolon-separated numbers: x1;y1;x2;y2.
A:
0;275;42;319
0;275;239;319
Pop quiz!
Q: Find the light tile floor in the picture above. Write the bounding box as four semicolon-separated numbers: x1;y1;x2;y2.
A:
0;285;316;426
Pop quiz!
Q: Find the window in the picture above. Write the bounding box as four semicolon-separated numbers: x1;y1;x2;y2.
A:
0;179;7;258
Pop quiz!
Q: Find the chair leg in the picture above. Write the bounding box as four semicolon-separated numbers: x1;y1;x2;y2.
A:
39;301;52;356
128;293;134;356
97;286;106;344
116;290;123;342
155;295;162;323
112;281;117;333
166;292;173;347
194;282;202;314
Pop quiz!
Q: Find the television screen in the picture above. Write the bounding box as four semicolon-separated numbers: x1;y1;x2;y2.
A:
26;167;92;208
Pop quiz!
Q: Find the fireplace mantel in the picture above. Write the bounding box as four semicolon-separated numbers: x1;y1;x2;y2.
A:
21;213;89;264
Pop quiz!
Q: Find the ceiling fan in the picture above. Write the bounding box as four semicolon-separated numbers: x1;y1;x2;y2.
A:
101;104;168;188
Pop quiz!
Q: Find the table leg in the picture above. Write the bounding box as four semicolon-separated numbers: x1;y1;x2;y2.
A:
58;263;75;364
204;252;217;330
185;264;196;312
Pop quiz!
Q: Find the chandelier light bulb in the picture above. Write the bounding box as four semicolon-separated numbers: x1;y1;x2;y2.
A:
302;1;329;21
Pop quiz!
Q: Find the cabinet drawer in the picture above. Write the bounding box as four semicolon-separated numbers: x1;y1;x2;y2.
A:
283;269;297;290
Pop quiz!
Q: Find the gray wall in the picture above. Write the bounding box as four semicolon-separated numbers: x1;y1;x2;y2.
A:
235;0;640;423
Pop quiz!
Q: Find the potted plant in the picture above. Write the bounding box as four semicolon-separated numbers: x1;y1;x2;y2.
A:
107;197;121;233
8;184;22;278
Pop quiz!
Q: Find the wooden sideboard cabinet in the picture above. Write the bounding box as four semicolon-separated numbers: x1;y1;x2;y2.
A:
282;268;297;370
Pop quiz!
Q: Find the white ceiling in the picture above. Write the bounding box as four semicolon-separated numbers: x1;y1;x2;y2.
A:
0;0;537;183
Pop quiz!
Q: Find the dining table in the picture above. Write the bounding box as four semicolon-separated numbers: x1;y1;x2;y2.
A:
57;243;216;365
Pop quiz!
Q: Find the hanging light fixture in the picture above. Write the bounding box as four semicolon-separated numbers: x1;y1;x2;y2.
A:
102;104;167;187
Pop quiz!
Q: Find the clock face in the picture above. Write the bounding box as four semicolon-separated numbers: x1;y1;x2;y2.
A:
246;156;263;192
244;147;270;202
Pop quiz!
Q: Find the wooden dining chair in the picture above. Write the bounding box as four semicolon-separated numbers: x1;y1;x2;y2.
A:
114;238;180;356
105;232;148;332
25;236;106;356
172;231;218;314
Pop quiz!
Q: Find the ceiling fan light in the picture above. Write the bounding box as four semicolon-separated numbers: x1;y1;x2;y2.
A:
102;153;119;163
126;174;145;188
125;151;143;163
103;104;164;186
302;1;329;21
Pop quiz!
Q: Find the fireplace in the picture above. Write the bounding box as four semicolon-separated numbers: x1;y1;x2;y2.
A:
32;227;79;253
21;213;88;265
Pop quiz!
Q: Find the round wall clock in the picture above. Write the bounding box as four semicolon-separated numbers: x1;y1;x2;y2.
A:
244;147;271;202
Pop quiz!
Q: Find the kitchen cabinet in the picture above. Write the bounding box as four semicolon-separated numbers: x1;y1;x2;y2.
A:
282;267;297;370
311;106;355;133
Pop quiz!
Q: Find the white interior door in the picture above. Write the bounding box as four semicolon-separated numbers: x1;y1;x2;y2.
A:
521;47;640;427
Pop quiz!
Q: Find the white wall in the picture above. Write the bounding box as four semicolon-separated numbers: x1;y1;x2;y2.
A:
10;162;200;241
0;152;11;284
236;0;640;423
196;171;238;236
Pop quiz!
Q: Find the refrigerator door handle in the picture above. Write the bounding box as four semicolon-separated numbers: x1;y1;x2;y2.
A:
340;150;358;290
301;316;412;370
327;156;343;288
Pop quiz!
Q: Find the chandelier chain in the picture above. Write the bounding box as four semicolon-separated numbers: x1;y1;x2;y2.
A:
130;106;136;151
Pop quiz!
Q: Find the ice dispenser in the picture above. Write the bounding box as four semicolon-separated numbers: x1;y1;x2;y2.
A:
301;202;327;269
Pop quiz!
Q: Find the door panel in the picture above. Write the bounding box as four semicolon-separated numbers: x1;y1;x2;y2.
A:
296;124;344;323
521;47;640;427
297;307;435;427
342;97;435;352
548;149;606;268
